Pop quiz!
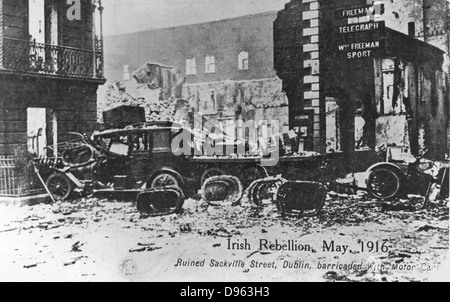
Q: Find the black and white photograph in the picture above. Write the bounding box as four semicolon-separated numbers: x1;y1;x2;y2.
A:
0;0;449;285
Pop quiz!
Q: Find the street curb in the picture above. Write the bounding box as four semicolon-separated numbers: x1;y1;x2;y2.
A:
0;194;52;206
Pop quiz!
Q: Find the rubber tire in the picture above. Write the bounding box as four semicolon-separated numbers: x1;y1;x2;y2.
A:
367;168;401;200
150;173;180;189
46;173;74;201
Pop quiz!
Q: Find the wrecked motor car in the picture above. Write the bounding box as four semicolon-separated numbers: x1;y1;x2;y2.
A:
34;122;197;201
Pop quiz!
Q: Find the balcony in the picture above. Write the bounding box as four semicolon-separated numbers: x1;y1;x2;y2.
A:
2;37;104;80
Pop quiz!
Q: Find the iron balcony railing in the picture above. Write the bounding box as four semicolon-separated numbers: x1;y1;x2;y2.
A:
3;37;103;79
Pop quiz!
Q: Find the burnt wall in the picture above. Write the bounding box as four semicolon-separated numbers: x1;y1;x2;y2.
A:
274;0;324;153
274;0;308;116
321;0;378;151
104;11;278;83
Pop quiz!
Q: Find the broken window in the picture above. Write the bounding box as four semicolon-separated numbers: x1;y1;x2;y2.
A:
123;65;131;81
29;0;46;44
377;58;407;115
238;52;249;70
205;56;216;73
325;98;341;153
354;98;366;150
109;135;130;156
153;130;171;153
186;58;197;75
373;58;413;150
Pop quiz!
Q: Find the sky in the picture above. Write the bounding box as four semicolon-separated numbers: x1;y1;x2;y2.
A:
103;0;290;36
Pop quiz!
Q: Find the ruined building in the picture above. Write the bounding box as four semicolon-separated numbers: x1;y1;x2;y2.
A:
102;1;449;167
0;0;105;197
103;11;290;137
274;0;449;168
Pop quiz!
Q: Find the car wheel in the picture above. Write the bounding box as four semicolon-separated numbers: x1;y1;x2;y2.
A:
150;173;180;188
46;173;74;201
367;168;401;199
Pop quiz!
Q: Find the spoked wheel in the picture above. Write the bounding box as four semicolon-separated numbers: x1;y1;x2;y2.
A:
367;168;401;200
201;168;225;185
151;173;180;188
46;173;74;201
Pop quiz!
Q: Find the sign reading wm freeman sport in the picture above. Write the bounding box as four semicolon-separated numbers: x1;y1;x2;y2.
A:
338;41;383;59
338;21;385;34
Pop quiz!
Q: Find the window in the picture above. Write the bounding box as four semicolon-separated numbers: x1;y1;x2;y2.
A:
109;135;130;156
408;22;416;37
205;56;216;73
123;65;131;81
186;58;197;75
153;130;171;153
238;52;249;70
130;132;151;154
29;0;46;44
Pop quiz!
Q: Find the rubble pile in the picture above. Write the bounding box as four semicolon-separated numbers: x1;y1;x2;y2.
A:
97;63;185;124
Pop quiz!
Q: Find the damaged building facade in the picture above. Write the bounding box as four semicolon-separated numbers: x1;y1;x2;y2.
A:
102;11;290;137
0;0;105;196
102;0;448;167
274;0;449;167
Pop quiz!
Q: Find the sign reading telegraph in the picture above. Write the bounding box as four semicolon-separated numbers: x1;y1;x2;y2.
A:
338;21;385;34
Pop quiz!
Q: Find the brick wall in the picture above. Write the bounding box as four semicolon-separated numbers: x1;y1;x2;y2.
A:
302;0;324;153
274;0;325;153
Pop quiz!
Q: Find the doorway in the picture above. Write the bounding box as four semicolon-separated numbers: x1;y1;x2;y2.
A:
27;108;47;157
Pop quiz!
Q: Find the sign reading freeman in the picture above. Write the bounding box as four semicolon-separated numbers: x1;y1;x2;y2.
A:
338;41;382;59
335;4;385;20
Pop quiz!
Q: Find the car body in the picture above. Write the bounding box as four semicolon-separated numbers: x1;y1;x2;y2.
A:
36;122;198;200
91;122;197;193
